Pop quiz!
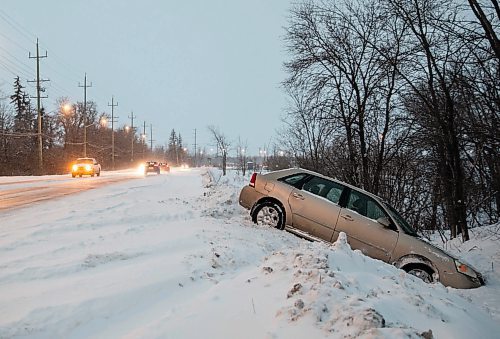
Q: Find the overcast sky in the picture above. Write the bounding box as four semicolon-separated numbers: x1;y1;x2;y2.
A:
0;0;294;156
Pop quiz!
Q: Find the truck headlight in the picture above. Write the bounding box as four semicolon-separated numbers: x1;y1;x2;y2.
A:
454;259;478;279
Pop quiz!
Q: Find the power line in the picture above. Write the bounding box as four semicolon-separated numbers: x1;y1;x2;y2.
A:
0;56;34;80
0;10;36;45
0;10;83;103
0;44;35;75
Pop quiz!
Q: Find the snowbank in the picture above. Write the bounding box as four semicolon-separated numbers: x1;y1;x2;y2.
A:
0;168;499;338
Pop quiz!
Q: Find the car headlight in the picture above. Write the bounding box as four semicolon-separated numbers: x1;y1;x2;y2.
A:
72;164;78;171
85;164;92;171
454;259;478;279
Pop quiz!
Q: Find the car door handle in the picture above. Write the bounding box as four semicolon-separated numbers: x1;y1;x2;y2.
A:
292;192;305;200
341;214;354;221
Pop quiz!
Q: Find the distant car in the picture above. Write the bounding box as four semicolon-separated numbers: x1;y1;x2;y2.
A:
71;158;101;177
143;161;160;175
159;162;170;172
239;168;485;289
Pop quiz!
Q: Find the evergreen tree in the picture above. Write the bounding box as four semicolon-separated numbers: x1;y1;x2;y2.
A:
8;76;35;172
167;129;179;165
177;133;184;163
10;77;26;123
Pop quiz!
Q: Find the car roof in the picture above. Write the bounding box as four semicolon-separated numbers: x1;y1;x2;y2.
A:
263;168;383;202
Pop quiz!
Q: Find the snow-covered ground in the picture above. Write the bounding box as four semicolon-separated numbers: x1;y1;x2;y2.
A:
0;168;499;338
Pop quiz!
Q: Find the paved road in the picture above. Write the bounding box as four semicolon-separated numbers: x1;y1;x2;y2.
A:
0;171;140;211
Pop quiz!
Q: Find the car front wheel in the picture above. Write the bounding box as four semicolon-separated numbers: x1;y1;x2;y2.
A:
406;267;434;283
252;201;284;230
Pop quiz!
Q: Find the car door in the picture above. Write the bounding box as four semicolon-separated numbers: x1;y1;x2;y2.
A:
288;176;345;242
333;189;399;262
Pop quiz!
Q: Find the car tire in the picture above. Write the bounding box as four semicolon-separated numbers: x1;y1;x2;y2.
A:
91;173;95;177
72;173;76;178
405;266;435;284
97;170;100;177
252;201;285;230
79;174;82;177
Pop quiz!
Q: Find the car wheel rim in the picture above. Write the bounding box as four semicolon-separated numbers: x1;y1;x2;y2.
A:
256;206;279;227
407;268;433;283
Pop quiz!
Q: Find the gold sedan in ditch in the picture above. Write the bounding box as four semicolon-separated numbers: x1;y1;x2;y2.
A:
239;168;484;289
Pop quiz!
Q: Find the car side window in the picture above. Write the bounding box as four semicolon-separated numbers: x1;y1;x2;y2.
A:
346;190;387;221
281;173;308;186
303;176;344;204
325;183;344;204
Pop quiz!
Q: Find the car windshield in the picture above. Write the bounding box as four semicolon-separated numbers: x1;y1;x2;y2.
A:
383;202;418;237
77;159;93;164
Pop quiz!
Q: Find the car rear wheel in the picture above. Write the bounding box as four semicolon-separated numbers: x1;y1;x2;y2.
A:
97;170;100;177
405;266;434;283
252;201;284;230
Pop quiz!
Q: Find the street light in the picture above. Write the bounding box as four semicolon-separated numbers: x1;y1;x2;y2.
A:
62;103;72;115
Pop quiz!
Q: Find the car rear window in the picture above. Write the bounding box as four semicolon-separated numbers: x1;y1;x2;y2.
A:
279;173;308;187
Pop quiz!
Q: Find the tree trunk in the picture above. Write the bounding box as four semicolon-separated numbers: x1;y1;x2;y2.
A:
222;150;227;176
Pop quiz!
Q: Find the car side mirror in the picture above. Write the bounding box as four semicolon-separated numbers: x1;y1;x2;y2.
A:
377;217;391;228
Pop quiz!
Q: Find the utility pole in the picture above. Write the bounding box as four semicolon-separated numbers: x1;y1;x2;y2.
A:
194;128;197;167
28;38;48;174
108;96;118;170
149;124;154;153
143;121;146;160
78;73;92;157
129;111;136;162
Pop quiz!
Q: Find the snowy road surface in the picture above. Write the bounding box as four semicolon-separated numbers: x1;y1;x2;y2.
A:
0;170;140;211
0;168;499;338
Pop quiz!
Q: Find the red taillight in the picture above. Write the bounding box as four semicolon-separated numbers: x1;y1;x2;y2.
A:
249;172;257;187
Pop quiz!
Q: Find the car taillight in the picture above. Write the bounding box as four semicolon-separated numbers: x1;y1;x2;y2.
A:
249;172;257;187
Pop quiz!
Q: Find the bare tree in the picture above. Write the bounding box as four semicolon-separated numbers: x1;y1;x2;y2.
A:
283;0;405;194
0;90;14;174
208;125;230;176
236;136;248;176
467;0;500;60
282;0;499;239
